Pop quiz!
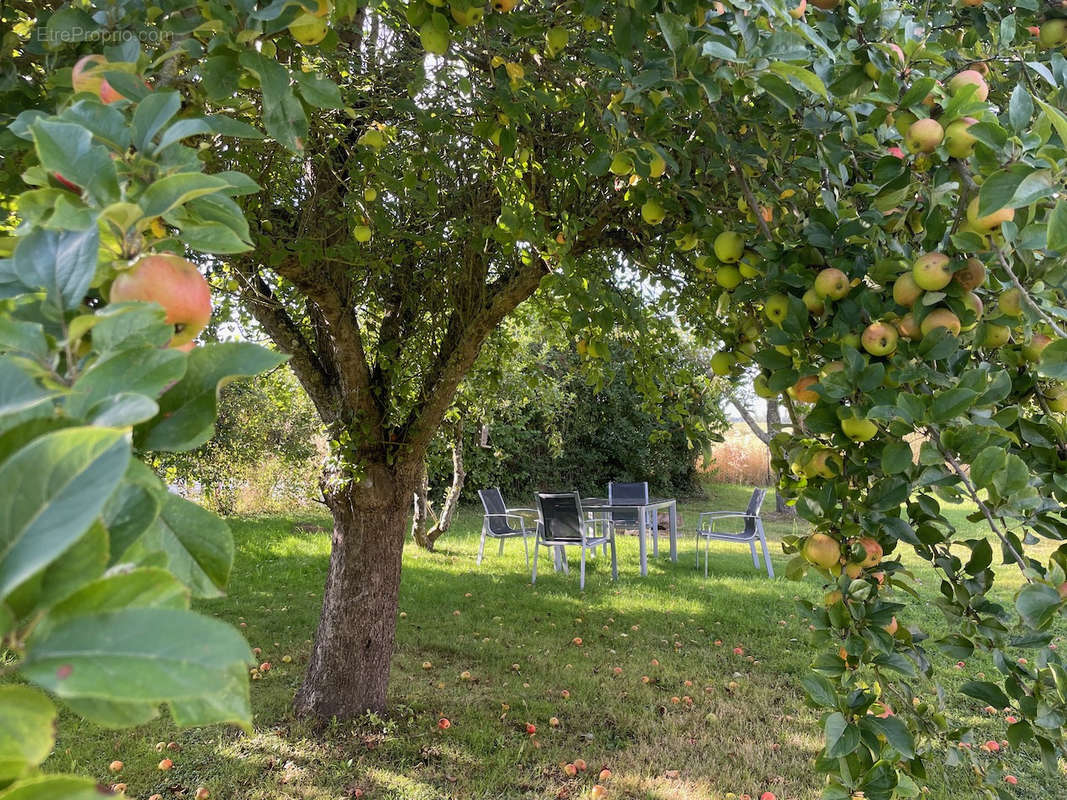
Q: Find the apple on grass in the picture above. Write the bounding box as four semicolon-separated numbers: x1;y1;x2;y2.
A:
109;254;212;348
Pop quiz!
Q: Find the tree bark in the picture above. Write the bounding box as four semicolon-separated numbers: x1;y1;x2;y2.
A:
410;461;430;547
292;460;416;718
412;422;467;551
765;400;791;515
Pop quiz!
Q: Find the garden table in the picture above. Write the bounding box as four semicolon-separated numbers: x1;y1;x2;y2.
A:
580;497;678;576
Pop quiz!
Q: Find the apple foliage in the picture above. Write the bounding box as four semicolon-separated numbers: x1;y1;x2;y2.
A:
0;10;285;799
4;0;1067;797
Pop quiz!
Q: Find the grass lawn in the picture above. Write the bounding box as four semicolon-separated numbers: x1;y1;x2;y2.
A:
37;483;1065;800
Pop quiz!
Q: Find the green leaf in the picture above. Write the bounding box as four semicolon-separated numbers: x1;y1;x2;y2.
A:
90;303;173;352
655;12;688;54
964;538;993;575
292;72;343;109
20;608;252;720
825;711;860;757
170;661;251;728
960;680;1011;709
11;227;100;312
0;427;129;601
172;221;252;254
8;523;109;619
801;673;838;707
1038;338;1067;379
124;493;233;598
1048;199;1067;253
135;342;287;451
0;686;56;783
138;172;231;218
29;119;118;204
47;568;188;626
61;697;160;728
935;634;974;659
239;52;308;152
1035;96;1067;148
0;357;55;418
880;441;913;474
65;345;187;418
0;775;103;800
0;318;48;361
769;62;829;101
864;716;914;759
87;393;159;427
1016;582;1061;629
101;480;162;562
1008;84;1033;132
930;387;976;423
978;165;1056;218
131;90;181;152
970;445;1006;491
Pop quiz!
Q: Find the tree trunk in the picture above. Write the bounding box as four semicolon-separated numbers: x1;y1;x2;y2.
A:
765;400;791;515
410;461;430;547
293;460;416;719
413;422;466;551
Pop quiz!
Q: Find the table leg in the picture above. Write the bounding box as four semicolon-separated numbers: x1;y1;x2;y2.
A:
669;502;678;562
651;504;659;558
638;507;648;576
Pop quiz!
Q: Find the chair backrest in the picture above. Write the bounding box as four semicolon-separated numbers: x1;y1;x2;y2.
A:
478;488;512;535
608;481;648;525
535;492;585;542
743;488;768;536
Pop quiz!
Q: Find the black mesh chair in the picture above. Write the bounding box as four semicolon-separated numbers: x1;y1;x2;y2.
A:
477;488;534;567
608;480;659;555
534;492;617;590
695;488;773;578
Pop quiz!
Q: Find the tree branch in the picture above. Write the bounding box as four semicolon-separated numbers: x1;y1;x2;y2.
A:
995;249;1067;339
728;393;771;445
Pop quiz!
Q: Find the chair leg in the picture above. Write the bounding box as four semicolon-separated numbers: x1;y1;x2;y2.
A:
651;510;659;558
704;535;710;578
522;533;530;569
760;528;774;578
610;536;618;581
477;530;487;565
750;540;759;568
694;531;700;567
498;537;505;556
559;547;569;574
531;540;539;583
580;546;586;590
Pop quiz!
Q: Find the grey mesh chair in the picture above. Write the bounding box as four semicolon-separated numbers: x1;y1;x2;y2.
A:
533;492;617;590
608;480;658;555
477;488;534;567
695;488;773;578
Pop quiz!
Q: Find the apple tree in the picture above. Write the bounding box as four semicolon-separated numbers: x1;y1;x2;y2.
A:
0;12;285;798
6;0;1067;796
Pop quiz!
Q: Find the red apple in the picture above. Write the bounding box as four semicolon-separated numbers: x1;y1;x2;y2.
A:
109;253;212;348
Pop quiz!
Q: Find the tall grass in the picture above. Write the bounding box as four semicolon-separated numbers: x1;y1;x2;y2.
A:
703;422;772;486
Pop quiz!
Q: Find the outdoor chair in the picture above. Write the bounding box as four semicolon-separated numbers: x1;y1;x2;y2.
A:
533;492;617;590
477;488;534;567
695;488;773;578
608;480;659;556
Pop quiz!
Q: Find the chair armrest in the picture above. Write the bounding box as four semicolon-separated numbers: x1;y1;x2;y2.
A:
698;511;756;529
506;507;538;515
485;512;530;530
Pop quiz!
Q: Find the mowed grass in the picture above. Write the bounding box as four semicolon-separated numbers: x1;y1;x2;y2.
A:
41;484;1066;800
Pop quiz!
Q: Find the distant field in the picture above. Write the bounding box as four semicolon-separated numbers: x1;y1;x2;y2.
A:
704;422;774;486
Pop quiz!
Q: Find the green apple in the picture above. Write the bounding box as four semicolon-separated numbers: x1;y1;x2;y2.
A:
838;332;861;350
861;322;899;356
450;2;485;27
841;416;878;442
944;117;979;159
814;267;850;300
764;293;790;325
1022;333;1053;362
966;197;1014;232
753;373;778;399
609;152;633;176
419;15;450;54
953;257;985;291
997;287;1024;317
1039;19;1067;49
1044;382;1067;412
911;252;952;291
715;266;742;290
714;231;745;263
979;323;1011;348
710;351;736;375
738;250;762;278
905;118;944;153
947;70;988;101
893;110;918;137
641;199;666;225
353;224;373;242
648;152;667;178
802;288;824;314
960;292;983;330
896;313;921;341
892;272;923;306
289;13;328;45
920;308;961;336
545;26;570;56
805;449;843;479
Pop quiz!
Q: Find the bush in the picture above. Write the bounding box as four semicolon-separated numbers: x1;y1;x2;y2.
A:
428;344;727;503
